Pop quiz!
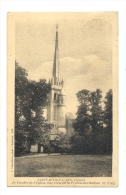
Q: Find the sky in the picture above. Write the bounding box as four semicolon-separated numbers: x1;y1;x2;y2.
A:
15;12;115;116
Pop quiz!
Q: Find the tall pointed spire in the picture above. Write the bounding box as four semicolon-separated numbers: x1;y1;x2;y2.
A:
53;24;60;85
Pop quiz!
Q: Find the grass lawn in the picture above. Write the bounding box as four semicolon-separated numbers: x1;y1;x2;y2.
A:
15;154;112;177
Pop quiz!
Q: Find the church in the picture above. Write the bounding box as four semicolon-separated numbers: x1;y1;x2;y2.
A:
45;25;74;140
30;25;74;152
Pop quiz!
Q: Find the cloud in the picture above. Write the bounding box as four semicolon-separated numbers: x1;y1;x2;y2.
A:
27;55;112;115
28;61;52;81
16;16;113;115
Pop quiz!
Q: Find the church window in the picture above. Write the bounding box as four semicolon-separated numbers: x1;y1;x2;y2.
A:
54;93;57;101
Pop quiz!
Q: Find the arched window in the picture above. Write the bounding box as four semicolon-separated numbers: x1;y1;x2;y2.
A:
54;93;57;101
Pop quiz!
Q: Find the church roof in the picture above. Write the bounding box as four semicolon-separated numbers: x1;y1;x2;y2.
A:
66;112;75;119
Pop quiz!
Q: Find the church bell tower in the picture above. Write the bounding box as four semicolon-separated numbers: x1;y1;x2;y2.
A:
47;25;66;139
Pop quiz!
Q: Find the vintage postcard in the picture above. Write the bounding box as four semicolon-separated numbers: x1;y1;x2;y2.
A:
7;12;118;187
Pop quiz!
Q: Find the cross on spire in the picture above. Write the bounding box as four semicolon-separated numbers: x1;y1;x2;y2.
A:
56;24;58;31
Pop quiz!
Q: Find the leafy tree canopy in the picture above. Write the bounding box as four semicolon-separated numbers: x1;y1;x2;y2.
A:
15;61;51;155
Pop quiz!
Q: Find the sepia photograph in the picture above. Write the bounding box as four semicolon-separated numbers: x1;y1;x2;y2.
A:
7;12;118;187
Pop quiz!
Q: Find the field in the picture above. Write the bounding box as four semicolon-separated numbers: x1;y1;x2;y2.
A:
15;154;112;177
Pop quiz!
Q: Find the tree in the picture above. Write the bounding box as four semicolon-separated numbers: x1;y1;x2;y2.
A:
15;62;51;155
73;104;91;135
104;89;112;128
73;89;104;154
73;89;103;136
56;133;72;153
73;90;91;135
15;61;29;129
72;88;113;155
103;89;112;153
90;89;103;134
76;89;91;105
